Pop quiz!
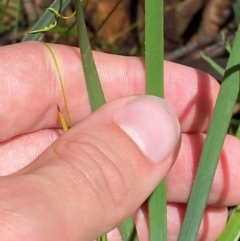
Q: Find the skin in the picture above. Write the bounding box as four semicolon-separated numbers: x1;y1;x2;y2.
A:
0;42;240;241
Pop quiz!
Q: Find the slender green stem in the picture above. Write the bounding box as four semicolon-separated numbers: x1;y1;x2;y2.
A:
145;0;164;97
200;52;225;76
74;0;105;111
178;24;240;241
119;217;139;241
145;0;166;240
74;1;139;240
148;180;167;240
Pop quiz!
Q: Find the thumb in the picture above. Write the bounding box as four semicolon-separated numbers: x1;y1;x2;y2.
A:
0;95;181;241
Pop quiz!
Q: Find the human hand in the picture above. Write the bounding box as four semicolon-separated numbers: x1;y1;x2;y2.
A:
0;42;240;241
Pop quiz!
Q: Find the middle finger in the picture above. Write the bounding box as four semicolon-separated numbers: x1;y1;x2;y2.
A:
167;133;240;206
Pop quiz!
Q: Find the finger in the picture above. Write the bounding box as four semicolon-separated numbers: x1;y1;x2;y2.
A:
167;203;227;241
106;203;227;241
2;131;240;207
2;130;240;207
0;129;61;176
0;42;219;140
0;96;180;241
167;133;240;206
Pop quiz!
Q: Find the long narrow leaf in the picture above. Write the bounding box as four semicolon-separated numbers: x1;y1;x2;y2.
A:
145;0;166;240
22;0;71;41
148;181;167;240
145;0;164;97
74;1;139;240
217;116;240;240
99;233;108;241
221;32;232;54
236;124;240;138
234;1;240;24
74;0;105;111
119;217;139;241
75;0;138;241
200;52;225;76
178;24;240;241
217;201;240;240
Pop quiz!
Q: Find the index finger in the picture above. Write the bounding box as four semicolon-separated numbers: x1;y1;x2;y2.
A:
0;41;219;140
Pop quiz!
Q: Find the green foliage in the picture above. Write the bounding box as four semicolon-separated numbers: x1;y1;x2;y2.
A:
234;1;240;25
0;0;10;33
217;205;240;240
74;1;139;240
200;52;225;76
119;217;139;241
145;0;166;240
221;32;232;54
74;0;105;111
0;0;22;37
178;19;240;241
22;0;72;41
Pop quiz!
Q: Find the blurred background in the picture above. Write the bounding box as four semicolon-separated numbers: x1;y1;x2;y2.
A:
0;0;236;80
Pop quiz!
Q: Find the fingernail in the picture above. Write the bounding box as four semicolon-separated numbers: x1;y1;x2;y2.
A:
115;96;180;163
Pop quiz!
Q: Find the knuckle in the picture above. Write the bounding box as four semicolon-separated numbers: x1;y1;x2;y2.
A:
52;133;132;208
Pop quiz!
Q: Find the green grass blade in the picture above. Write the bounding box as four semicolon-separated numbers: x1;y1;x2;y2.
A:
217;205;240;241
200;52;225;76
148;179;167;239
217;116;240;241
234;1;240;24
74;1;138;239
98;233;108;241
221;32;232;54
178;24;240;241
119;217;139;241
145;0;165;240
22;0;71;41
236;124;240;138
145;0;164;97
0;0;10;33
74;0;105;111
